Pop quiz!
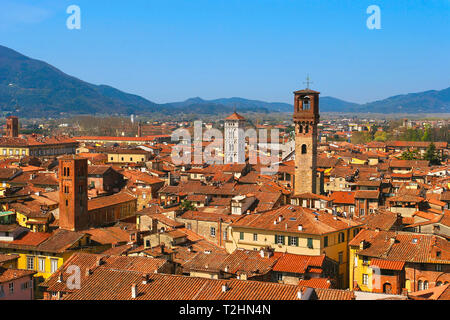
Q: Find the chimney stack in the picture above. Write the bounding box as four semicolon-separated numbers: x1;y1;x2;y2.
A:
131;283;138;298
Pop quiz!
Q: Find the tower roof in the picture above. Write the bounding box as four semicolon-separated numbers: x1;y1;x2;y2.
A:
293;89;320;95
225;112;246;121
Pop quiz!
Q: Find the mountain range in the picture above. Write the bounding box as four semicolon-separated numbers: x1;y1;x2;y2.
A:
0;45;448;118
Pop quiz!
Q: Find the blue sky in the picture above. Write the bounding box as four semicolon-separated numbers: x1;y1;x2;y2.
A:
1;0;449;104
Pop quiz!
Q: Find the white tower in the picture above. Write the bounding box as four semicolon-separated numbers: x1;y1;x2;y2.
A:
224;112;246;164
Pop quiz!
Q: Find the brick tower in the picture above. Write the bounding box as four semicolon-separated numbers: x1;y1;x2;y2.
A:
59;155;89;231
6;116;19;137
293;88;320;195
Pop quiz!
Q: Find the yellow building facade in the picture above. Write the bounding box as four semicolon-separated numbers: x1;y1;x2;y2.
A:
226;222;362;288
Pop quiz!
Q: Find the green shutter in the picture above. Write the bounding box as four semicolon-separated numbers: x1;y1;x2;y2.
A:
275;234;277;244
282;235;285;245
288;236;292;246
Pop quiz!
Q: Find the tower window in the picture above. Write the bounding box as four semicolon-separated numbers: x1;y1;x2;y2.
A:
303;98;310;110
301;144;307;154
298;125;303;133
305;125;309;134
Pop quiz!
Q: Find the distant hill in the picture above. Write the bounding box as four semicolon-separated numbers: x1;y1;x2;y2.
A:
0;44;448;117
0;45;161;117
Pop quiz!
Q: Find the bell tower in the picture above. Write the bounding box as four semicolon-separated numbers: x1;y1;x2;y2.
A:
59;155;89;231
293;84;320;195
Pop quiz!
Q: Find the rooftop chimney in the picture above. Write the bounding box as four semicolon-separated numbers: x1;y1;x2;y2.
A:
298;225;303;231
142;274;149;284
222;284;229;292
131;283;138;299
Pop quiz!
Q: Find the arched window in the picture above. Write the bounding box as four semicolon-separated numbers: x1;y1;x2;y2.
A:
424;281;429;290
305;125;309;134
418;280;423;291
436;281;442;286
303;97;310;110
301;144;307;154
298;125;303;133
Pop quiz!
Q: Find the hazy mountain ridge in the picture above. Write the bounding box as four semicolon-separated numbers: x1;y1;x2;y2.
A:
0;45;448;118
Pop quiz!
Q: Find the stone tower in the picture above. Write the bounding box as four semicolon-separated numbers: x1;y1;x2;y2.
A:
293;88;320;195
59;155;89;231
224;112;246;164
6;116;19;137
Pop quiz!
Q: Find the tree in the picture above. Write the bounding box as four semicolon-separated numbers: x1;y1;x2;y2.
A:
399;148;420;160
374;131;387;142
421;124;432;142
423;142;440;165
180;200;195;212
351;132;372;144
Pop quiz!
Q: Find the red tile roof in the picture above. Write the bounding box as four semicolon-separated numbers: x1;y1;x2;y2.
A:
370;258;405;270
225;112;246;121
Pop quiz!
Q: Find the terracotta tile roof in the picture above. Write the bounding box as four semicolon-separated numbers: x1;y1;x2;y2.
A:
292;193;331;201
230;205;362;235
85;227;131;245
355;180;381;187
389;159;429;168
101;243;134;256
0;168;21;180
225;112;246;121
352;230;450;264
42;252;169;293
408;283;450;300
36;229;86;253
387;194;424;203
387;141;447;149
354;190;380;199
272;253;325;274
297;278;332;289
88;165;113;175
0;267;35;284
88;191;136;211
0;253;19;264
330;191;355;205
370;258;405;270
60;269;354;300
182;250;230;273
138;212;184;228
355;210;399;231
309;287;355;300
0;230;51;249
179;210;238;223
219;249;278;277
